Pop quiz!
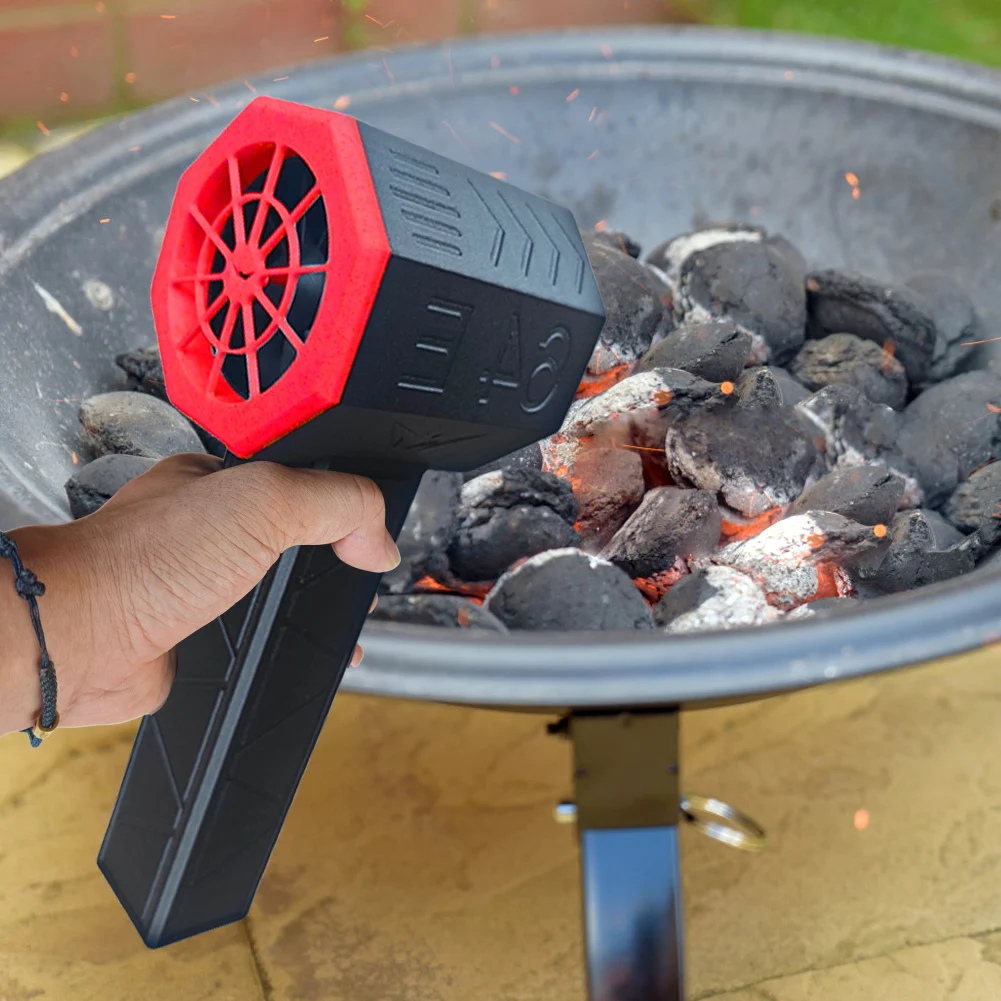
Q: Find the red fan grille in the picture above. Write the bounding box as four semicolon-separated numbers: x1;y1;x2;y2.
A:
170;143;330;401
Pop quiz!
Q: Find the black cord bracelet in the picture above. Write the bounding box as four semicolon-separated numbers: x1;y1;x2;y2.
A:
0;531;58;747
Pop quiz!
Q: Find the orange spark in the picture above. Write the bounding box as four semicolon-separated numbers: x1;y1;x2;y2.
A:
489;121;520;144
71;451;79;465
99;218;110;224
456;606;472;627
509;84;520;95
36;121;50;136
720;380;734;395
589;106;597;122
783;70;793;80
273;76;290;82
125;72;137;84
314;35;329;42
852;187;861;200
69;45;79;57
961;335;1001;346
129;145;141;152
441;120;465;147
989;403;1001;414
334;94;351;110
845;171;859;187
854;809;870;831
189;96;200;102
587;149;600;160
873;523;888;539
594;219;608;231
566;88;580;102
60;92;69;102
489;171;507;180
364;13;383;24
160;13;176;18
244;79;257;93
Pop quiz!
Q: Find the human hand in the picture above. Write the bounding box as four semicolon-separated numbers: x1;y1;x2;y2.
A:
1;453;399;736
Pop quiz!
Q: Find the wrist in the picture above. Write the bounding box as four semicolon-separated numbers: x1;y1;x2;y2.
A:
0;525;100;737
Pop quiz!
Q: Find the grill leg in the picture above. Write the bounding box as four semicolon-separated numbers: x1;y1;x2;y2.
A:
561;709;684;1001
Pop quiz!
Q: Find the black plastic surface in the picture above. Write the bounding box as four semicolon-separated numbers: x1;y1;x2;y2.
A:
98;470;422;948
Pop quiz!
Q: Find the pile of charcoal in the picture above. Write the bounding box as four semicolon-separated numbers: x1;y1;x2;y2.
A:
66;221;1001;635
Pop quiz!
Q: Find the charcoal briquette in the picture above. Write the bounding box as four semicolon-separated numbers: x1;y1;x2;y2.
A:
601;487;722;577
788;463;905;525
655;565;779;632
633;317;752;383
572;447;645;547
484;549;655;631
582;235;673;375
735;366;809;409
665;405;818;515
805;269;936;384
381;471;463;594
645;223;766;281
64;454;156;519
447;468;579;581
79;391;205;460
789;333;907;409
369;594;507;632
906;272;980;383
897;371;1001;507
943;461;1001;546
674;240;807;365
785;597;861;620
115;345;168;401
854;509;978;596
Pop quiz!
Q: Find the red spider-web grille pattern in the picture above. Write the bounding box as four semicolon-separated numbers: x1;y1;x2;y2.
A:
169;143;330;401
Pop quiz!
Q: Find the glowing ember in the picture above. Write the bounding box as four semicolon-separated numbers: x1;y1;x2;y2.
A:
575;364;629;400
594;219;608;232
566;88;581;102
873;523;888;538
720;380;735;396
413;575;489;604
509;85;520;95
632;561;687;603
489;171;507;180
334;95;351;110
854;809;870;831
720;507;784;543
36;121;50;136
845;172;859;187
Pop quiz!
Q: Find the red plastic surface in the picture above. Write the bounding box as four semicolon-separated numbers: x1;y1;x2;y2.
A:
151;96;391;458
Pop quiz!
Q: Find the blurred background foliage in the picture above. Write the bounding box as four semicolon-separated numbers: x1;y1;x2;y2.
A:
0;0;999;174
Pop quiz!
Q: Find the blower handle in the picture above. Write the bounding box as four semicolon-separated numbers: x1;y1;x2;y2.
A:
98;461;423;948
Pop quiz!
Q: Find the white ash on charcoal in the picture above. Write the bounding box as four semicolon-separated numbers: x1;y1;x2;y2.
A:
854;509;979;597
905;272;980;384
463;441;542;482
785;597;861;620
665;404;819;516
600;487;721;577
804;269;936;385
581;234;673;376
571;447;645;548
446;468;579;582
789;333;908;409
586;227;642;259
381;471;462;594
654;565;780;633
896;371;1001;508
79;391;205;460
632;318;752;384
115;345;226;456
648;225;807;364
732;365;808;410
794;385;923;506
116;346;168;400
788;463;905;526
64;454;156;519
541;368;726;473
713;512;885;609
484;548;655;631
369;594;507;632
943;462;1001;547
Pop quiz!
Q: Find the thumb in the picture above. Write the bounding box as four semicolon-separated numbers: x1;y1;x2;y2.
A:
206;462;401;574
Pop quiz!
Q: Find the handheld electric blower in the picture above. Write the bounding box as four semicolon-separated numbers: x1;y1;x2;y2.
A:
97;96;605;948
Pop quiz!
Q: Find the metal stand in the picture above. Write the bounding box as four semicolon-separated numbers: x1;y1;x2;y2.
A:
553;710;765;1001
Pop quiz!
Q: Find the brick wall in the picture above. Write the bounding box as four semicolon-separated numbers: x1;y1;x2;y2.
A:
0;0;675;126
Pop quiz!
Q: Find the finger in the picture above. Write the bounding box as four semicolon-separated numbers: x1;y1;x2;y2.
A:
202;462;400;573
370;594;378;613
350;644;364;667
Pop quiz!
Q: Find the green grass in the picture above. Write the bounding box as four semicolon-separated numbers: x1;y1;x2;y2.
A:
689;0;1001;68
